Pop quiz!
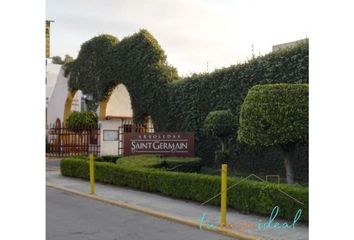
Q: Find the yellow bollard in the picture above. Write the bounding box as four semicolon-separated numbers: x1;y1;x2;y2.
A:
220;164;227;227
89;154;95;194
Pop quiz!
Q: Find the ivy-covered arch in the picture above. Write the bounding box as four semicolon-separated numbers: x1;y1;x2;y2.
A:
66;29;178;125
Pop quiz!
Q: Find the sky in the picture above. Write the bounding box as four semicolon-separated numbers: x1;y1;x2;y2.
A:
46;0;308;76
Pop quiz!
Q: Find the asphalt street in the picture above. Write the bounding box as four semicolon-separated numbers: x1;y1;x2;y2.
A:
46;187;235;240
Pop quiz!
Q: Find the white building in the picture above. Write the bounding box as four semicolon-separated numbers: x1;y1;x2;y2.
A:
46;59;83;126
46;59;138;156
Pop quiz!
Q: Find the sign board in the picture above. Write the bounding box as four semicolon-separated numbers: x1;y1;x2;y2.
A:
103;130;118;141
124;132;194;157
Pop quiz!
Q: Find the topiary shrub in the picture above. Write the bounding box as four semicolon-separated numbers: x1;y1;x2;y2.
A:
203;110;237;164
66;111;98;132
238;84;308;184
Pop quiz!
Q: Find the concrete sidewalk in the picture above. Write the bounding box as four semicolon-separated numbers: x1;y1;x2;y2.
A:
46;171;308;240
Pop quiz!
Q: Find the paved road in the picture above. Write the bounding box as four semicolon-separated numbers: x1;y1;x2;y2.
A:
46;187;235;240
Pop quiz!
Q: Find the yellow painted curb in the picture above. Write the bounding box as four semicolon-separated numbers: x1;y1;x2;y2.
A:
46;183;265;240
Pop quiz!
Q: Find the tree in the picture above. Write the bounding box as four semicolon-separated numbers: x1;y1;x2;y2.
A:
66;111;98;132
52;56;64;64
52;54;74;65
203;110;237;164
238;84;308;184
63;54;74;63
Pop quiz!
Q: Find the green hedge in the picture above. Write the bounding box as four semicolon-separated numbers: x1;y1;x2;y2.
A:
94;156;119;163
60;156;308;222
158;158;201;172
162;42;309;181
66;31;308;182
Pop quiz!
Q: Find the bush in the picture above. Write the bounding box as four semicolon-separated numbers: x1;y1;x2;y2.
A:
95;156;120;163
203;110;238;141
238;84;309;146
238;84;308;184
66;111;98;132
159;158;201;172
60;155;308;222
203;110;237;165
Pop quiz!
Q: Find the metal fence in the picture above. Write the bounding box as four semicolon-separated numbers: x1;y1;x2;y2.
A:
46;123;100;157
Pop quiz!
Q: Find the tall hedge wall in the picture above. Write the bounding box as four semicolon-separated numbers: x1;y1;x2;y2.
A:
160;41;309;182
66;30;308;182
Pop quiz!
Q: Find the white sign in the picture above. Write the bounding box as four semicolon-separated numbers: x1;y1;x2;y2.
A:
103;130;118;141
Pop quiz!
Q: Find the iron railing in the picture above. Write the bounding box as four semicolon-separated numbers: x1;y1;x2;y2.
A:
46;123;100;157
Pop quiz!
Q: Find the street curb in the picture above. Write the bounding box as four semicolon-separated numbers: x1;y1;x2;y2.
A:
46;183;265;240
46;169;60;172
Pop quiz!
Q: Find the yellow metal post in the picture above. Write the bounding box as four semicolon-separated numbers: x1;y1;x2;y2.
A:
89;154;95;194
220;164;227;227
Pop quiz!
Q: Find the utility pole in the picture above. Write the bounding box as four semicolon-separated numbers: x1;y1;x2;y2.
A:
46;20;54;58
46;20;54;127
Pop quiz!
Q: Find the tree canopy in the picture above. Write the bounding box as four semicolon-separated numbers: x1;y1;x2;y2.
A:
237;83;308;183
52;54;74;65
204;109;237;142
238;83;308;146
66;111;98;132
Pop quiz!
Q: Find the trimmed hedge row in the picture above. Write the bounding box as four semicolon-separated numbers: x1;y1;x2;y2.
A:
60;156;308;222
95;155;120;163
